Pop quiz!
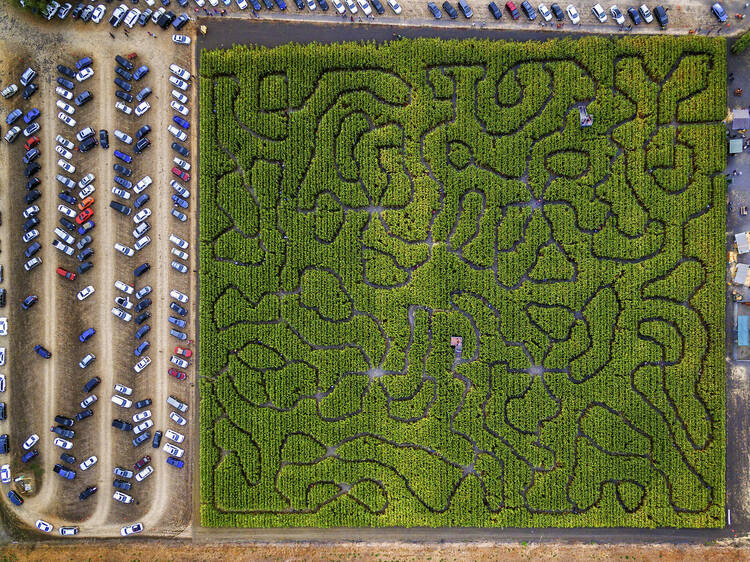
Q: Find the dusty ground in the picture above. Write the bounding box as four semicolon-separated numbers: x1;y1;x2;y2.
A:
0;1;197;539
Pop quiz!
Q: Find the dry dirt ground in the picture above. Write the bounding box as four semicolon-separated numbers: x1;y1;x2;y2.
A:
0;2;198;539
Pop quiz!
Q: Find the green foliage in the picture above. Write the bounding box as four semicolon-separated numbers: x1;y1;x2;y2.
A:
199;37;726;529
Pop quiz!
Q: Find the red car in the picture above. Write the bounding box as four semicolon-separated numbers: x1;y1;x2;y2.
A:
56;267;76;281
174;346;193;359
76;207;94;225
505;0;519;18
171;167;189;182
24;135;39;151
168;368;186;381
134;455;151;470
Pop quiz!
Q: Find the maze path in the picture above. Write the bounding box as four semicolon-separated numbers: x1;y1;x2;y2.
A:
198;37;726;528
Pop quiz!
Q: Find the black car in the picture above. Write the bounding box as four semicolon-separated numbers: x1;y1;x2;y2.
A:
135;398;152;409
75;409;93;421
110;201;131;216
115;54;134;70
55;415;75;427
113;163;132;177
134;263;150;277
0;434;8;454
26;177;40;191
134;137;151;154
57;64;76;79
74;90;92;107
133;432;150;447
83;376;101;393
171;141;189;157
22;83;37;100
77;261;93;275
77;248;94;261
113;478;132;491
112;419;133;431
79;486;97;501
115;89;133;102
0;288;7;308
23;217;40;232
114;66;132;81
134;298;151;313
170;301;187;316
59;192;77;204
488;1;502;17
0;403;5;421
139;8;153;24
79;136;97;153
24;162;40;177
134;311;151;325
51;425;75;439
158;10;176;28
152;431;162;448
173;13;189;29
134;194;149;209
627;6;641;23
370;0;383;12
57;77;74;90
59;216;76;231
100;129;109;149
136;125;151;139
60;452;76;464
293;0;303;8
114;77;132;92
135;325;150;340
114;176;132;189
21;450;38;463
135;87;151;102
654;4;667;25
550;2;563;18
71;2;84;18
25;190;41;205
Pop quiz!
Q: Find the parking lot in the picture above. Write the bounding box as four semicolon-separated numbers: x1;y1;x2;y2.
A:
0;6;197;537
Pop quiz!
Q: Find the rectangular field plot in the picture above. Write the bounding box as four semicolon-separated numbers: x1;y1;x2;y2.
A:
198;37;726;528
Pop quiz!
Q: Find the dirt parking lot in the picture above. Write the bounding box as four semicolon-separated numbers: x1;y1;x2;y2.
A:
0;3;197;538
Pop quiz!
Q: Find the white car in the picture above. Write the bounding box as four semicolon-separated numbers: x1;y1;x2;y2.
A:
132;409;151;423
114;129;133;144
171;289;189;304
345;0;357;12
133;208;151;224
0;464;10;483
56;86;73;100
0;374;5;392
169;76;189;91
591;2;606;21
171;261;188;274
610;4;624;22
92;4;106;22
124;7;140;27
566;3;579;22
538;3;552;19
56;99;75;114
172;34;191;45
0;348;5;367
23;205;39;219
237;0;248;8
22;229;39;243
56;134;74;150
306;0;316;8
356;0;371;12
0;318;7;336
55;145;73;160
165;429;185;443
172;90;188;104
134;356;151;373
171;248;189;261
77;285;95;301
76;67;94;82
170;100;189;116
115;101;132;115
57;159;75;174
134;466;153;482
638;3;653;22
58;204;76;218
78;173;95;189
163;442;184;458
115;295;133;310
112;307;132;322
173;157;191;171
115;243;135;257
79;185;96;199
169;63;191;81
24;257;41;272
151;6;165;21
76;127;94;142
169;234;189;249
79;353;95;369
134;101;150;117
331;0;345;12
80;394;97;408
60;526;79;536
115;383;133;395
114;491;134;504
134;236;151;251
167;124;187;142
170;411;187;426
133;419;153;435
133;222;150;238
115;280;135;295
112;187;131;200
134;175;153;194
80;455;98;471
22;434;39;450
171;180;190;198
54;437;73;450
112;395;132;408
121;522;144;536
387;0;400;11
58;112;76;127
52;239;75;256
36;520;53;533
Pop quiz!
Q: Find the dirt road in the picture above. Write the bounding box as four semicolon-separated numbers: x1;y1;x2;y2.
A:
0;4;196;538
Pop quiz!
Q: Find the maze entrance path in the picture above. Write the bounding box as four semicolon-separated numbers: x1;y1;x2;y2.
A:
198;36;727;528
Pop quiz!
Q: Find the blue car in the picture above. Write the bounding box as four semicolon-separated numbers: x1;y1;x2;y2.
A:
168;316;186;329
134;340;150;357
77;220;95;235
488;1;502;18
172;194;189;208
5;109;22;125
251;0;261;8
135;324;150;340
173;115;190;130
8;490;23;505
21;294;38;308
711;2;726;21
133;65;149;81
427;1;441;18
21;450;38;463
318;0;329;9
265;0;277;8
34;344;51;358
23;107;40;123
59;192;77;204
79;328;95;343
166;456;184;468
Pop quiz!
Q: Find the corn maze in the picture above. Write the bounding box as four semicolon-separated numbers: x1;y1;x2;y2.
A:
198;36;726;528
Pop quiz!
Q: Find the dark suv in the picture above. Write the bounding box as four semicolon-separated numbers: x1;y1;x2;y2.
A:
51;425;75;439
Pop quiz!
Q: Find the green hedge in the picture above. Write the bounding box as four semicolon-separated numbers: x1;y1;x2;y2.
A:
199;36;726;528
